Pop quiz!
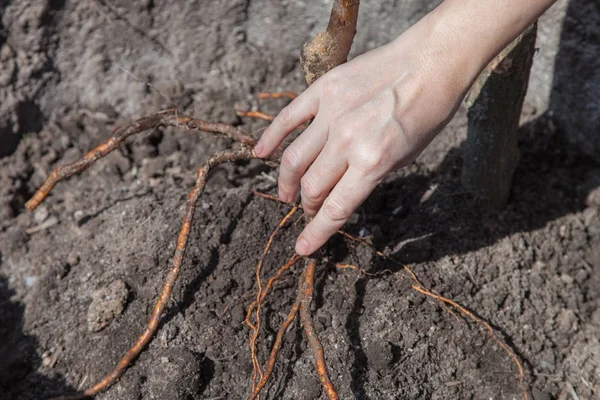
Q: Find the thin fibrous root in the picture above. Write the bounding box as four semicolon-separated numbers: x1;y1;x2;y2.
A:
245;254;300;398
245;254;301;327
252;189;282;203
26;109;271;211
251;194;528;399
336;238;462;322
246;205;299;391
256;91;298;100
49;147;257;400
248;287;301;400
338;230;528;400
334;263;394;277
299;259;339;400
237;110;276;121
412;285;528;400
250;255;303;400
251;191;527;397
249;259;339;400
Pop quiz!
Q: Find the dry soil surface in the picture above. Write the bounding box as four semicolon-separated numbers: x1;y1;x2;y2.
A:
1;1;599;400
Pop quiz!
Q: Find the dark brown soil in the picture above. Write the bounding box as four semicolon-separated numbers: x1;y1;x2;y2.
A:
1;1;599;400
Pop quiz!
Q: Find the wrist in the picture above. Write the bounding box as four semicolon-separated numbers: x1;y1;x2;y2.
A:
421;2;494;91
426;0;557;83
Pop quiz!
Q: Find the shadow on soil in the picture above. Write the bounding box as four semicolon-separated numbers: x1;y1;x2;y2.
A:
0;273;74;400
341;2;600;396
341;115;597;400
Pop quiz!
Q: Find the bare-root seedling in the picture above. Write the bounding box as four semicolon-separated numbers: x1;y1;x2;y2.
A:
27;102;528;400
26;1;529;399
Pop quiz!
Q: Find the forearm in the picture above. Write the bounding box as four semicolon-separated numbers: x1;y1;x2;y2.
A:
404;0;557;93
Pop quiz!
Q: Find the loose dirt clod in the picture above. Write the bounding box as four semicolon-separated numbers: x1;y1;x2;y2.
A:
87;279;129;333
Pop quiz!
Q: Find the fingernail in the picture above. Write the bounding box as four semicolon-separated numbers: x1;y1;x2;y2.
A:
253;141;264;157
296;237;310;255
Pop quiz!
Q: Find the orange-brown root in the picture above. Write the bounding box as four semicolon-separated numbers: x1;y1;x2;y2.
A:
256;91;298;100
412;285;528;400
299;259;339;400
237;110;276;122
249;259;339;400
338;230;528;400
44;147;257;399
252;189;282;203
26;110;266;211
248;274;302;400
246;205;299;391
251;191;527;399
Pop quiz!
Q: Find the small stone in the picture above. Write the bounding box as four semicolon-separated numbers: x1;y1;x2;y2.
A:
67;254;80;267
160;324;179;343
33;205;49;223
87;279;129;332
556;309;578;333
586;186;600;208
41;352;52;367
560;274;574;285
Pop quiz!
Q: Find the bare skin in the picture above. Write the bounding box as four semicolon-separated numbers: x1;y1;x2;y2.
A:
254;0;558;256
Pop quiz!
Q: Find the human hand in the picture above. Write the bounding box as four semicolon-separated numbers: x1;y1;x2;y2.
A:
253;13;481;256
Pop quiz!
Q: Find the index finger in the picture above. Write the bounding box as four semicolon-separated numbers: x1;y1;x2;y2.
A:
254;88;319;158
295;168;378;255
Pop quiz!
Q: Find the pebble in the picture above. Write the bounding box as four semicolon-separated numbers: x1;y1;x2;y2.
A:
33;205;49;223
556;309;577;333
67;253;80;267
585;185;600;208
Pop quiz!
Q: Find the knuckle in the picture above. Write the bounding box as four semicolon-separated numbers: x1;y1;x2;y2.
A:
303;204;318;217
300;175;321;201
355;146;386;171
304;223;323;242
281;148;301;173
322;75;341;97
333;121;355;147
322;198;349;224
277;105;294;127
